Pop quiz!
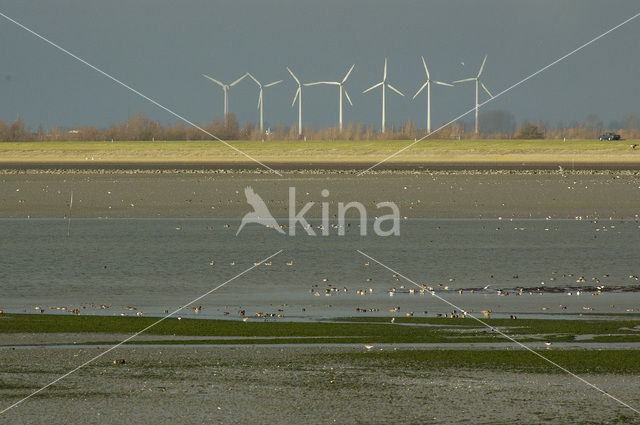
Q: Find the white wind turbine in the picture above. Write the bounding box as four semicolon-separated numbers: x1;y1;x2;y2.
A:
413;56;453;134
246;72;283;133
363;58;404;133
202;73;247;117
452;54;493;134
286;67;304;136
304;64;355;132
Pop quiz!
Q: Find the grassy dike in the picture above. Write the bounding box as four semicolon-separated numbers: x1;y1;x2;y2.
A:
0;139;638;165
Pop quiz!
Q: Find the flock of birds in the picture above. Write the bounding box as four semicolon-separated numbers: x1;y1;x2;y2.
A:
304;267;640;319
7;257;639;321
5;209;640;321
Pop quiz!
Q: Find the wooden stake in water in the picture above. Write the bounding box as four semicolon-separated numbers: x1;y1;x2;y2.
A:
67;191;73;237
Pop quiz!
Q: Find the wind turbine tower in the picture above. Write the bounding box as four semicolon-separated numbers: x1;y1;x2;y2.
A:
363;58;404;133
287;67;304;136
202;73;247;117
452;55;493;134
413;56;453;134
246;73;283;133
304;64;355;132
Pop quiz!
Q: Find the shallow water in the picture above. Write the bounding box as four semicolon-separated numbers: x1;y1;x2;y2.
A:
2;217;640;319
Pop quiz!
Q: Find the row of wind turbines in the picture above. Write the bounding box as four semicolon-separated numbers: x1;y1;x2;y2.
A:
202;56;493;136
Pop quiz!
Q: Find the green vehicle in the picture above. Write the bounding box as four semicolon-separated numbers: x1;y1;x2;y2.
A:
599;132;621;141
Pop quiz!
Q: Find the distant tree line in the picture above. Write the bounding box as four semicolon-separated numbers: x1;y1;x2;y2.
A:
1;110;639;141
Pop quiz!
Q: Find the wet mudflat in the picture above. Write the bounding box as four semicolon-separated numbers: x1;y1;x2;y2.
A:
1;169;640;219
1;345;638;425
2;169;640;423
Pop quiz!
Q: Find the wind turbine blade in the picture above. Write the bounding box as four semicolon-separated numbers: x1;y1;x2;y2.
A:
264;80;283;88
343;88;353;106
481;81;494;98
388;84;404;97
421;56;430;79
362;81;383;93
202;74;224;87
229;73;247;86
413;81;429;99
477;54;487;78
246;72;260;86
304;81;339;86
452;78;475;83
257;90;262;109
342;64;355;83
434;80;454;87
383;58;387;80
286;67;300;85
292;87;300;107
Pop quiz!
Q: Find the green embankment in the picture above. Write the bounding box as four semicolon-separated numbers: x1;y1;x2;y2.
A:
0;139;638;164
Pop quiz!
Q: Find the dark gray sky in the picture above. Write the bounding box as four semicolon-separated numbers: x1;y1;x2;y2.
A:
0;1;638;131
